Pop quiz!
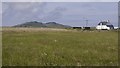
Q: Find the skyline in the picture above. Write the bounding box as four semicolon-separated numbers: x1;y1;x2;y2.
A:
2;2;118;27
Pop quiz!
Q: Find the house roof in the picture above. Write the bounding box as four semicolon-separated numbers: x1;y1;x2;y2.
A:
98;21;113;25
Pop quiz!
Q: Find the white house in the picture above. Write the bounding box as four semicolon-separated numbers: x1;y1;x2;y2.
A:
96;20;114;30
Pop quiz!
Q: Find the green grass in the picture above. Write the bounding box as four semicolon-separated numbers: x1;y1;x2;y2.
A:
2;28;118;66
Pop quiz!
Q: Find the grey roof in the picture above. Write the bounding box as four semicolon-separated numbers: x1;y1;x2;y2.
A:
98;21;113;25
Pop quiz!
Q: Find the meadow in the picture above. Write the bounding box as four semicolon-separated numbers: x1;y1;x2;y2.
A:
2;27;118;66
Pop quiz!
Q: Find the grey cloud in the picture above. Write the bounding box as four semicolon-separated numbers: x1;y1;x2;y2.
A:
2;2;118;27
41;7;67;22
2;2;47;26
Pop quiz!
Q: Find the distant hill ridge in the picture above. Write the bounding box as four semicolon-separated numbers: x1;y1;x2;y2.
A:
14;21;71;28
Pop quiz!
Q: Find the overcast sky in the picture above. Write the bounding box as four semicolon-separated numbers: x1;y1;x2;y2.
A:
2;2;118;27
1;0;120;2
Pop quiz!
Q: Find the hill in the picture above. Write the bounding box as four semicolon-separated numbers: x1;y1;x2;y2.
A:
13;21;71;28
45;22;71;28
14;21;46;27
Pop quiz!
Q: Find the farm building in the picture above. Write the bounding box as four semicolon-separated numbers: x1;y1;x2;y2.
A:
72;27;91;30
73;27;82;29
96;20;114;30
82;27;91;30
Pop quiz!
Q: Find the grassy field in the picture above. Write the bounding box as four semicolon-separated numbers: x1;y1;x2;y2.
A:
2;28;118;66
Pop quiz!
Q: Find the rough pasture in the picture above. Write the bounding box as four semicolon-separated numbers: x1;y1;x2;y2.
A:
2;27;118;66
